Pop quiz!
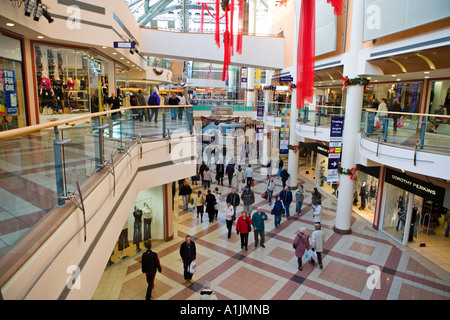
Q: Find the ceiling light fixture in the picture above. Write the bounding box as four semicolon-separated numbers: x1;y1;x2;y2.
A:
6;23;15;27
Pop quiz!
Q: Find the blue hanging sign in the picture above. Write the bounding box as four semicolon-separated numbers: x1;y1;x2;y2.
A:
3;70;17;115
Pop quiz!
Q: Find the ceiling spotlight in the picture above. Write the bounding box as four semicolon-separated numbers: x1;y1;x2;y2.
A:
6;23;15;27
42;6;54;23
130;49;135;55
33;2;44;21
24;0;36;17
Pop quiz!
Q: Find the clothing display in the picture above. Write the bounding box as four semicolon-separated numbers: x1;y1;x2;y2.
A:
118;221;129;252
133;206;143;250
143;202;153;241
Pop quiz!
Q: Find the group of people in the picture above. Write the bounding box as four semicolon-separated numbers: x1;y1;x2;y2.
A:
141;162;328;300
372;97;403;133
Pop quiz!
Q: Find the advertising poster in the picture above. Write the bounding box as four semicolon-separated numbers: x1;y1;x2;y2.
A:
3;69;17;114
280;107;290;155
0;69;5;115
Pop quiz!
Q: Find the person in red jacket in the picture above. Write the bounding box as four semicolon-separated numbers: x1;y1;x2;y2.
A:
236;211;252;251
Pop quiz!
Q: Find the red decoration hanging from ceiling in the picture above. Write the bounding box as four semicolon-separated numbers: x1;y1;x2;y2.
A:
296;0;342;110
199;1;244;81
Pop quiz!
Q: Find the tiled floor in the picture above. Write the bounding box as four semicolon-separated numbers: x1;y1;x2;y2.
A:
93;162;450;300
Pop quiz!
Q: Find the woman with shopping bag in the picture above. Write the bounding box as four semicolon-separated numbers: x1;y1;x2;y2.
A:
309;224;325;269
293;227;310;271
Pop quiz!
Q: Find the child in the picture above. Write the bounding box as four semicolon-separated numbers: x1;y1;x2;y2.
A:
194;190;205;222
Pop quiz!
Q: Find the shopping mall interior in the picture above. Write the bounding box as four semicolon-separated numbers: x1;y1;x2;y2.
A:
0;0;449;304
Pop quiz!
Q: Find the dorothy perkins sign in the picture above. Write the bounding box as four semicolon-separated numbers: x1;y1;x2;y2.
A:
385;168;445;204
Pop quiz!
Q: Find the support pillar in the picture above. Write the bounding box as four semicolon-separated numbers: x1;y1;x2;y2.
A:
334;0;365;234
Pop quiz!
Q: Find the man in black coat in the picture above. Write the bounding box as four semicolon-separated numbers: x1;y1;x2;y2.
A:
179;235;197;284
226;189;241;221
141;241;162;300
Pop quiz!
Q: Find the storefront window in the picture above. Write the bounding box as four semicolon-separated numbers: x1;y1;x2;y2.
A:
428;79;450;116
109;185;166;266
382;183;409;243
315;87;345;106
352;171;379;223
0;34;27;130
33;43;110;122
364;82;422;112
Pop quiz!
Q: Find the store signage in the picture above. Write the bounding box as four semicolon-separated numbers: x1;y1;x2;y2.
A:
279;77;293;82
241;67;248;84
256;103;264;138
2;70;17;114
385;168;445;205
113;41;135;49
280;107;290;155
327;117;344;182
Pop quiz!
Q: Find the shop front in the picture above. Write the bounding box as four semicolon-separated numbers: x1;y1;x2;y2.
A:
0;33;27;131
108;185;167;266
32;42;112;123
381;168;447;247
351;165;381;225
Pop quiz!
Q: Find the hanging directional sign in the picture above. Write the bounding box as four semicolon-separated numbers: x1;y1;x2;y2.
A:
327;117;344;182
114;41;135;49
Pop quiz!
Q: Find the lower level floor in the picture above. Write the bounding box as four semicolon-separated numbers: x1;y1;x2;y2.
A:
93;163;450;300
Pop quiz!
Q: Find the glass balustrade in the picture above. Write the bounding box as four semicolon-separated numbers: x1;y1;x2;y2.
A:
361;110;450;155
0;106;193;259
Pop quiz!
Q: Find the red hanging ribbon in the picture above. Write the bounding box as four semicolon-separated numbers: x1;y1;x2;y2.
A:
327;0;343;16
296;0;316;110
215;0;220;47
230;0;234;56
200;3;205;32
222;5;231;81
236;0;243;54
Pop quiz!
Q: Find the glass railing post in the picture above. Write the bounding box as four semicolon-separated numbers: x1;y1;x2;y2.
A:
186;106;193;134
162;108;167;138
94;119;107;171
317;108;321;126
420;117;427;149
53;126;66;207
303;106;308;123
382;118;389;142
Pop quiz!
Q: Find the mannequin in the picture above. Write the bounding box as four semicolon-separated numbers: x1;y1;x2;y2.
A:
40;71;54;114
133;205;143;252
368;181;377;210
142;201;153;241
74;77;80;91
353;190;358;206
118;221;129;259
52;78;64;112
409;204;420;242
359;182;367;210
67;77;75;91
79;76;86;91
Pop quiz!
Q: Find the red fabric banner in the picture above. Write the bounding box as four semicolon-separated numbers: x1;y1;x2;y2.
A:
200;3;205;32
296;0;316;109
236;0;243;54
327;0;342;15
215;0;220;47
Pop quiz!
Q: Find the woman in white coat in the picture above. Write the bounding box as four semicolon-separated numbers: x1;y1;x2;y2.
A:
309;223;325;269
311;199;322;225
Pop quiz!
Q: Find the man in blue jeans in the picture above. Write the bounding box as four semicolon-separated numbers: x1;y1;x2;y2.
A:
251;207;268;248
148;91;160;123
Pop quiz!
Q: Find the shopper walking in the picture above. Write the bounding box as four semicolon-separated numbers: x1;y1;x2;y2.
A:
309;224;325;269
280;168;290;188
279;186;293;219
245;164;254;187
141;240;162;300
252;207;268;248
391;99;402;132
293;228;310;271
295;185;305;215
213;187;222;220
199;161;207;185
226;189;240;221
311;187;322;205
235;165;246;192
180;235;197;283
311;199;323;225
267;177;276;205
241;185;255;217
236;211;252;251
194;190;205;222
203;167;212;190
147;90;160;123
271;195;285;229
177;92;186;120
226;161;235;187
168;92;180;121
179;180;192;211
205;189;217;223
215;161;225;186
277;158;284;179
224;202;234;239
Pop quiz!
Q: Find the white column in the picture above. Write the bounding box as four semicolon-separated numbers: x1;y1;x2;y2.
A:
334;0;365;234
246;68;255;108
263;70;275;169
